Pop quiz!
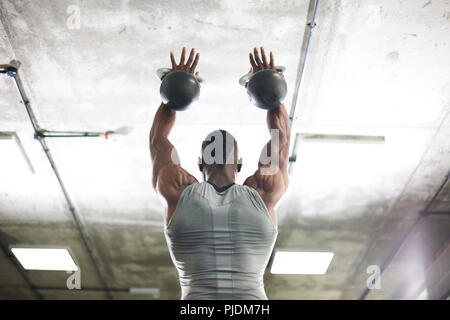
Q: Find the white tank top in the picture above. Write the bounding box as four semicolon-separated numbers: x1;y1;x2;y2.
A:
164;182;278;300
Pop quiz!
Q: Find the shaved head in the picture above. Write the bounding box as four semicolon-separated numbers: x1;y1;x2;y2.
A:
201;129;239;169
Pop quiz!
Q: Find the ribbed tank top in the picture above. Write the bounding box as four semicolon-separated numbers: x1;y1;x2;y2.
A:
164;182;278;300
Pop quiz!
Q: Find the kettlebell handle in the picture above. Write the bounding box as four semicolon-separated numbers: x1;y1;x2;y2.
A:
238;66;286;87
156;68;205;84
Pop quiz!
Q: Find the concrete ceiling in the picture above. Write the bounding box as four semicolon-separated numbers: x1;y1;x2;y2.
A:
0;0;449;299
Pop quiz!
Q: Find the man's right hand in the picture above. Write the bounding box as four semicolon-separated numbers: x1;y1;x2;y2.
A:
248;47;283;73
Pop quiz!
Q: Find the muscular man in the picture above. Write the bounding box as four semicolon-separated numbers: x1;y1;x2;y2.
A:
150;47;290;300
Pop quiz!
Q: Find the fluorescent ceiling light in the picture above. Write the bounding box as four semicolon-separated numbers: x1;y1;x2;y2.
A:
10;247;78;271
270;251;334;275
129;288;160;298
288;132;385;175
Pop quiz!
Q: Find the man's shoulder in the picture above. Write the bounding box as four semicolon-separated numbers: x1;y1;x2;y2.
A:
244;165;284;191
156;164;198;203
158;163;196;182
244;166;286;208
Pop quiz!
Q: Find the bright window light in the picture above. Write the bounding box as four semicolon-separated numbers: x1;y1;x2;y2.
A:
271;251;334;275
10;247;78;271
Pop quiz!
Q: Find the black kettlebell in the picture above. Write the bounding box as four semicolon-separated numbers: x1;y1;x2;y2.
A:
246;69;287;110
160;70;200;111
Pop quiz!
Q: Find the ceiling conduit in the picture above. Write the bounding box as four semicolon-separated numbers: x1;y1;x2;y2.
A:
1;63;113;300
287;0;319;174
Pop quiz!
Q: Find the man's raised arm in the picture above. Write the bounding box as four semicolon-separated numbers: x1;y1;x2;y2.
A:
149;48;201;219
149;102;178;189
263;103;290;186
149;47;200;186
244;47;290;214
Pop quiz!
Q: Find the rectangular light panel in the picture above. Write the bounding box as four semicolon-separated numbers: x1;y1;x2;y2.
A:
271;251;334;275
129;288;160;298
10;247;78;271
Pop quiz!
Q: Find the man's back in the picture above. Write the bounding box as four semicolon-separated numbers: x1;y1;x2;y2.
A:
164;182;278;300
151;47;290;300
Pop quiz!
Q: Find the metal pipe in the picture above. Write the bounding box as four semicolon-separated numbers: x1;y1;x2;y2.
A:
37;132;107;139
288;0;319;129
287;0;319;175
422;172;449;213
419;210;450;216
3;67;113;300
39;134;103;138
8;70;41;133
6;68;109;140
